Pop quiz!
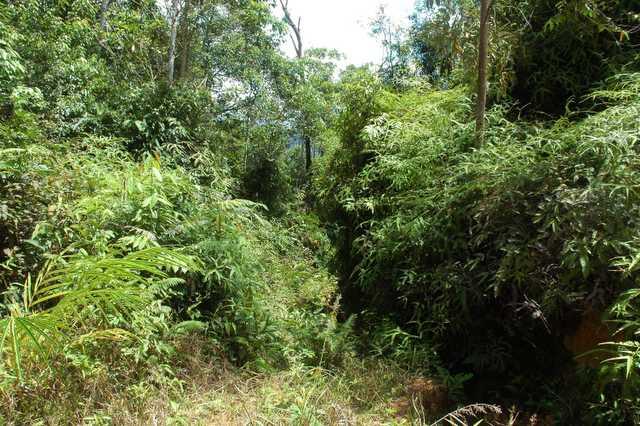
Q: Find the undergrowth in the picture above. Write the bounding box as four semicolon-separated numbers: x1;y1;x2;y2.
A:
0;122;357;422
3;1;640;423
315;71;640;423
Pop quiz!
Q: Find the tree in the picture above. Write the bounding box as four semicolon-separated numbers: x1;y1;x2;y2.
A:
279;0;303;59
0;16;24;119
409;0;476;81
178;0;193;80
99;0;112;30
370;5;413;86
278;0;313;171
167;0;182;85
476;0;491;144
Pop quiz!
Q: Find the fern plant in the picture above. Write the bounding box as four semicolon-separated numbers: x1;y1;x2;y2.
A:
0;245;199;382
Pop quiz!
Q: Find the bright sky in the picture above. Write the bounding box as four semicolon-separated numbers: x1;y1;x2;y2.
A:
278;0;417;68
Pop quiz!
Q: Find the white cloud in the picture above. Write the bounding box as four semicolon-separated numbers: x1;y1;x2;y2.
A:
278;0;416;68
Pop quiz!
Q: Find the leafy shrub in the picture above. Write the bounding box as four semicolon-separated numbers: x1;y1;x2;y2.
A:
315;72;640;419
0;0;366;422
509;0;640;115
0;10;24;118
0;120;54;289
0;245;198;382
238;124;293;215
2;126;345;375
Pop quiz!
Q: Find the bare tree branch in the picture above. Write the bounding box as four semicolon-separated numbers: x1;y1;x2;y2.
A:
278;0;303;58
278;0;311;171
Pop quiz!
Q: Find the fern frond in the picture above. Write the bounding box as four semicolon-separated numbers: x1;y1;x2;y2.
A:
0;246;201;381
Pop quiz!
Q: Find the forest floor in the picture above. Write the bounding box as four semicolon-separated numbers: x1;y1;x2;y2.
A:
48;340;421;425
118;358;414;425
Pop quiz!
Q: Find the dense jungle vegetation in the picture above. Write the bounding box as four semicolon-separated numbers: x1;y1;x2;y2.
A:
2;0;640;424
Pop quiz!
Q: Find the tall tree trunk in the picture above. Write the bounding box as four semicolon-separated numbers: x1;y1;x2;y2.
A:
99;0;112;30
475;0;491;145
304;135;312;171
291;20;303;59
178;0;192;80
167;0;181;85
279;0;310;171
179;38;191;81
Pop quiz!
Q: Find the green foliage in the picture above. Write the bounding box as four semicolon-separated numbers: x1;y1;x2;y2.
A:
237;123;293;214
589;252;640;424
370;6;415;87
0;28;24;97
0;245;198;381
1;99;345;425
0;133;54;291
0;8;24;120
409;0;478;81
407;0;640;114
316;72;640;419
510;0;640;115
6;0;640;422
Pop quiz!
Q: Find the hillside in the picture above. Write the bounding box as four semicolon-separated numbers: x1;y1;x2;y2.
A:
2;1;640;424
